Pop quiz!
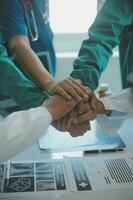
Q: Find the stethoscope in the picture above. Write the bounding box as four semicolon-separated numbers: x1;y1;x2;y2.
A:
23;0;49;42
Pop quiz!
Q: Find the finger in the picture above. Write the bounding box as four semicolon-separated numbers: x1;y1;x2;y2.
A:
82;121;91;132
55;87;72;100
69;132;78;137
71;85;90;101
57;119;65;131
57;78;88;101
66;111;78;129
62;85;83;101
73;112;94;124
56;120;60;130
69;129;83;137
52;120;61;131
61;116;68;130
68;79;89;101
87;121;91;130
69;77;91;95
83;86;93;98
69;110;74;117
77;102;84;114
83;121;91;130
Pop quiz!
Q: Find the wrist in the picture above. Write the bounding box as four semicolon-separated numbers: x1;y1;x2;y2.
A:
46;106;56;121
42;99;55;121
98;100;111;116
42;78;56;92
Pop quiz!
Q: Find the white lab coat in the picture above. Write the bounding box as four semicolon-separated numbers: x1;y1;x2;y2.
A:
97;88;133;133
0;107;52;162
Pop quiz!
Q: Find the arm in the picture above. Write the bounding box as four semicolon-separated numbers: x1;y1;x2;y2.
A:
8;36;91;101
0;45;90;109
8;35;56;91
71;88;133;133
0;45;49;109
0;94;78;162
96;90;133;133
0;107;52;162
0;0;90;101
71;0;133;90
0;0;55;91
51;107;91;137
100;88;133;114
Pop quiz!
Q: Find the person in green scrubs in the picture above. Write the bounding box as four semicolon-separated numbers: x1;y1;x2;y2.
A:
0;45;90;136
65;0;133;126
71;0;133;90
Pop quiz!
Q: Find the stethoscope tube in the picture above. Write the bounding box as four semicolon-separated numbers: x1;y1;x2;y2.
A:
23;0;39;42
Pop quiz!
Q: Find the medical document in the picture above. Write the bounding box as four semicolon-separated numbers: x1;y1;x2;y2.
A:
64;153;133;192
0;159;69;198
1;154;133;197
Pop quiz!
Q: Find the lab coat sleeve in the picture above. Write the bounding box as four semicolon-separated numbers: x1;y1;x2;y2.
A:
71;0;133;90
100;88;133;114
96;88;133;133
0;106;52;162
0;45;50;109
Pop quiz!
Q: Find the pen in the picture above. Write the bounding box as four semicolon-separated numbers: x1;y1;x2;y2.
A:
83;148;124;155
101;149;117;153
83;150;99;155
6;160;11;186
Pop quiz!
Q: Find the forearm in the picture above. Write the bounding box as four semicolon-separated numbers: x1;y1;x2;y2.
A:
0;46;49;109
8;36;55;91
71;0;131;90
0;107;52;162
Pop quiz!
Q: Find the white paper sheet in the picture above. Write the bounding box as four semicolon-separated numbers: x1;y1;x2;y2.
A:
64;153;133;192
0;159;70;198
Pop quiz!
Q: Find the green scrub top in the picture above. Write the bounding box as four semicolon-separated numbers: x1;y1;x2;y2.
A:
0;45;49;109
71;0;133;90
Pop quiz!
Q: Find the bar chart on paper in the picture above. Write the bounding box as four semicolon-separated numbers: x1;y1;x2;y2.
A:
64;154;133;192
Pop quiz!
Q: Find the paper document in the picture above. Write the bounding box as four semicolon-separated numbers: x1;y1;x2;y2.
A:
1;154;133;197
64;153;133;192
0;159;69;198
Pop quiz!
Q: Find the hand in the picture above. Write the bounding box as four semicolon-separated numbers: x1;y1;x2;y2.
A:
78;90;97;111
51;110;78;131
52;120;90;137
44;95;77;121
72;97;105;124
59;94;98;128
67;122;90;137
45;77;91;101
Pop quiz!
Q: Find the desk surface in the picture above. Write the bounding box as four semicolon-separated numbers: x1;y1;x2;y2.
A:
2;117;133;200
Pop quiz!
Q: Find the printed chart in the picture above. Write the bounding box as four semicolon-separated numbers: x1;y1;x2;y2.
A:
0;159;67;197
1;154;133;197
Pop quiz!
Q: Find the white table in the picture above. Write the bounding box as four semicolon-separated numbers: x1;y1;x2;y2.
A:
2;116;133;200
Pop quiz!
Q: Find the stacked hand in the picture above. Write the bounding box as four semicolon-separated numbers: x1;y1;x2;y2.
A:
45;77;91;102
44;78;106;137
51;92;104;137
72;93;106;125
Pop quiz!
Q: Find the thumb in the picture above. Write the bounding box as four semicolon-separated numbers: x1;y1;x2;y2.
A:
90;95;98;110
